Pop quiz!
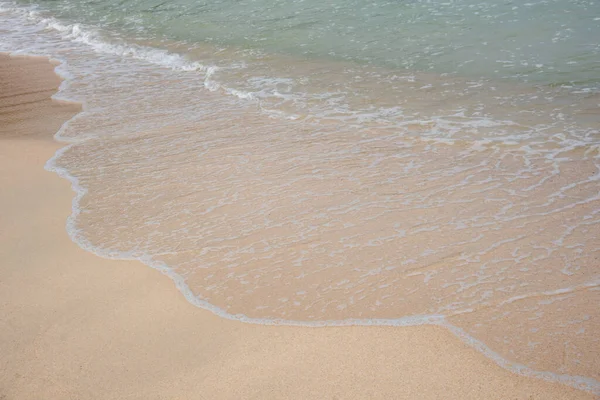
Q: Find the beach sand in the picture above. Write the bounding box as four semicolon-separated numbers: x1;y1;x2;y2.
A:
0;53;594;399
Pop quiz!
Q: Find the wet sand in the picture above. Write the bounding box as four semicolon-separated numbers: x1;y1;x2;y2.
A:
0;53;594;399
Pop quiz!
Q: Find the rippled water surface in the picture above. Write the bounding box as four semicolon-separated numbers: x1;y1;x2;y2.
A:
1;0;599;394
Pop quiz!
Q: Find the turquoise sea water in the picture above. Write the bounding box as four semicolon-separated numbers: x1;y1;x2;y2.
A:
1;0;599;394
4;0;600;134
11;0;600;85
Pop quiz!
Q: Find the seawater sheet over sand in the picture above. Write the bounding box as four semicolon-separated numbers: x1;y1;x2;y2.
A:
1;0;599;394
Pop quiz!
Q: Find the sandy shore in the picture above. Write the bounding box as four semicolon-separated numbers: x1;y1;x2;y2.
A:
0;53;594;399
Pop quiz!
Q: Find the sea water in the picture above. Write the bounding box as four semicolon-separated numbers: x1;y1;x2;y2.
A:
0;0;598;393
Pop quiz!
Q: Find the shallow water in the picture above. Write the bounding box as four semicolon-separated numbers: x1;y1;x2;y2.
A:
1;0;599;394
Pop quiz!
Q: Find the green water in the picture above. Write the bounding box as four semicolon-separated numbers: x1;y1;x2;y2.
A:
13;0;600;86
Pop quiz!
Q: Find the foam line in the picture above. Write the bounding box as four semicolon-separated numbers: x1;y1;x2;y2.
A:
37;54;600;398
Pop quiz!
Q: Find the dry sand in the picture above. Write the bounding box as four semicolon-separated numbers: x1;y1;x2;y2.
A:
0;53;594;399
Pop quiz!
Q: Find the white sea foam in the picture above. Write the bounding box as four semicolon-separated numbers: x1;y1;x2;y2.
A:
38;17;210;72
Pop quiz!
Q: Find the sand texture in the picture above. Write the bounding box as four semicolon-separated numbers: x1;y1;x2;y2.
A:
0;53;595;399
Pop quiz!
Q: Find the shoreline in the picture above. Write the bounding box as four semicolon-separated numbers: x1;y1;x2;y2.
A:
0;52;595;399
